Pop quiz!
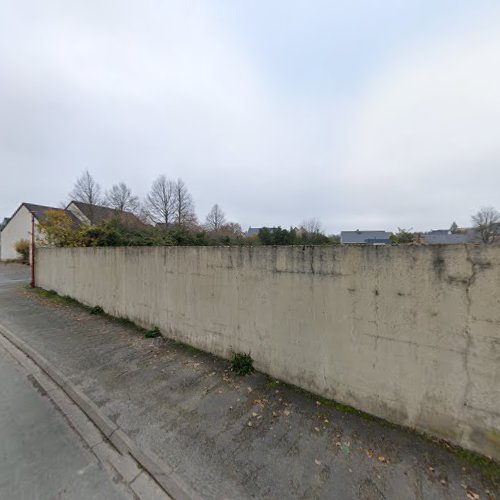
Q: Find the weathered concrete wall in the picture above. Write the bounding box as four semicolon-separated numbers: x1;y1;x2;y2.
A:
36;245;500;459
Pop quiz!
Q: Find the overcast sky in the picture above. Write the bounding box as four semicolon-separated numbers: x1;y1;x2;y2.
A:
1;1;499;233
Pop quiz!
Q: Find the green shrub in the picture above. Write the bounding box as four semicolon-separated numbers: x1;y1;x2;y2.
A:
230;352;254;375
145;326;161;338
15;239;30;262
90;305;104;315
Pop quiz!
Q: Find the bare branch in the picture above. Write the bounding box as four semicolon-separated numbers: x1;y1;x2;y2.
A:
105;182;140;213
205;204;227;232
300;217;323;235
472;206;500;244
173;178;197;228
146;175;176;227
70;170;102;205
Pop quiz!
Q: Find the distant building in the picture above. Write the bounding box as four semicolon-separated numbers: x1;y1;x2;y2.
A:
422;229;477;245
245;227;261;237
340;230;392;245
0;203;79;261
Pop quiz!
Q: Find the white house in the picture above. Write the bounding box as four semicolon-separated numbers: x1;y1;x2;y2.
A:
0;203;70;261
1;201;147;262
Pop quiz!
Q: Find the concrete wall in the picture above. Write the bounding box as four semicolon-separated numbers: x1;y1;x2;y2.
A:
36;245;500;460
0;205;33;261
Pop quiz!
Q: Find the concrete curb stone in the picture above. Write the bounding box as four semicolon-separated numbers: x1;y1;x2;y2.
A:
0;322;200;500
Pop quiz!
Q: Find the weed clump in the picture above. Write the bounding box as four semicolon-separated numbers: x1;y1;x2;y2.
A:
231;352;254;376
145;326;161;338
90;305;104;315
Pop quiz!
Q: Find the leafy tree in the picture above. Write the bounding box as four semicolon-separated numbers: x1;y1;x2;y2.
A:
15;239;30;262
38;210;80;247
390;228;415;244
472;206;500;244
450;221;459;234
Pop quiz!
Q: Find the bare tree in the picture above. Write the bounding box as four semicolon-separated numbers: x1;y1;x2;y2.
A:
105;182;140;213
70;170;102;205
472;206;500;244
173;178;197;227
146;175;176;227
205;204;226;231
300;217;323;235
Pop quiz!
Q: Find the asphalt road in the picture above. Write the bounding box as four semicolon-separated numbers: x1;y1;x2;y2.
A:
0;338;131;500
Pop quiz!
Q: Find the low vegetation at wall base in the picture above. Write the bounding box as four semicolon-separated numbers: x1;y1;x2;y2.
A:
230;352;254;375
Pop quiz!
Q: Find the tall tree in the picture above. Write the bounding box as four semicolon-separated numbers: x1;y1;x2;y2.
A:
70;170;102;205
205;204;226;232
105;182;140;213
173;178;196;227
472;206;500;244
146;175;176;227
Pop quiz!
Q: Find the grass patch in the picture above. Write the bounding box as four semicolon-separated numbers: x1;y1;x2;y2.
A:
114;316;138;328
32;288;79;307
230;352;254;376
90;305;104;315
455;449;500;486
144;326;161;338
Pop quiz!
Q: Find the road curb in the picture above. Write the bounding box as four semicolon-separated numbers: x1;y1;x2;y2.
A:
0;322;200;500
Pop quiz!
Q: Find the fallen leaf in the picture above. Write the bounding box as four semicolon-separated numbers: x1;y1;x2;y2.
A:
366;450;373;458
283;409;291;416
315;459;321;465
247;421;253;427
324;419;329;424
378;455;386;462
247;387;253;392
314;427;320;432
466;490;480;500
272;411;278;417
252;412;258;417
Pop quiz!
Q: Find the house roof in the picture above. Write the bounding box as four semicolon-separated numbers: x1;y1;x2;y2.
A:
23;203;63;220
423;232;473;245
0;202;82;234
340;230;392;244
246;227;262;237
22;203;81;227
68;201;147;229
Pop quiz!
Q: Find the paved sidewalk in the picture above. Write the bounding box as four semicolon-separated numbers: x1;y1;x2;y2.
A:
0;339;131;500
0;264;498;499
